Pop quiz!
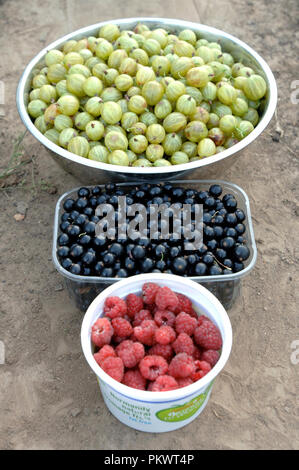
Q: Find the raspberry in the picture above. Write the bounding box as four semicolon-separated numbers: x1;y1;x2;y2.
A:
154;310;176;327
172;333;195;356
191;360;211;381
155;286;179;312
94;345;116;366
168;353;195;378
139;355;168;380
194;321;222;350
91;317;114;348
175;312;198;336
201;349;220;367
111;317;133;338
193;346;203;360
151;375;178;392
155;325;176;345
116;340;145;368
134;319;158;346
104;296;127;319
122;369;146;390
148;344;174;362
174;293;194;315
197;315;212;326
101;356;124;382
142;282;160;305
126;293;144;318
132;309;152;327
176;377;194;388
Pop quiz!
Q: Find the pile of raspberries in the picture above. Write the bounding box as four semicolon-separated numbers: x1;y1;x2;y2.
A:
91;283;222;392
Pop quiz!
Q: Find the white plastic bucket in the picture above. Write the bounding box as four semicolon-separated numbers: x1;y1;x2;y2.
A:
81;273;233;433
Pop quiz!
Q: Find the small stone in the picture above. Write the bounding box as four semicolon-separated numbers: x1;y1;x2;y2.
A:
13;213;25;222
16;201;28;215
70;408;82;418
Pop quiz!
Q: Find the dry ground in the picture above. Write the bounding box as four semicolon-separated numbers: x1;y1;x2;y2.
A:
0;0;298;450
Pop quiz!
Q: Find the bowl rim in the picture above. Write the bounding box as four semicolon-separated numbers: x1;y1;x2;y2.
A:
80;272;233;402
16;17;277;175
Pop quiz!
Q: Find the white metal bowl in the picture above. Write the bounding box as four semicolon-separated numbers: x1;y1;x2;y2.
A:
16;18;277;183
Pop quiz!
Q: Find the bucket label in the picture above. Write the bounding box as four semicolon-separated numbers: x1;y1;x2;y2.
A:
156;382;213;423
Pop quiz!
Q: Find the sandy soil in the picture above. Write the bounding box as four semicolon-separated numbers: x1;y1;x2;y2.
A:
0;0;298;450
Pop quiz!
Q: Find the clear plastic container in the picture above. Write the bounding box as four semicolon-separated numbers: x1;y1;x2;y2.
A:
52;180;257;311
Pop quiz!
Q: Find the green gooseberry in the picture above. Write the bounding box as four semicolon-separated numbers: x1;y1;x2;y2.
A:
45;49;64;67
176;94;197;116
28;99;47;118
104;125;126;136
85;121;105;141
88;145;109;163
231;63;244;77
186;66;209;87
224;137;240;148
217;83;238;105
184;121;208;142
135;66;156;86
139;112;158;126
248;99;261;110
108;150;130;166
43;103;60;125
208;127;226;146
130;48;149;66
57;94;80;115
54;114;73;132
198;138;216;157
62;40;78;54
154;99;173;120
126;150;138;164
185;86;202;106
63;52;84;69
207;112;220;129
85;56;103;71
216;146;226;154
83;76;103;97
146;124;166;144
79;48;93;61
153;158;172;167
68;64;91;78
174;40;194;58
129;135;148;154
143;38;161;56
163;112;187;133
196;46;214;64
39;84;57;103
181;141;198;159
67;136;90;157
201;82;217;102
56;80;68;97
121;112;139;131
234;120;254;139
170;57;193;79
44;128;60;145
116;35;139;53
178;29;197;46
59;128;79;148
152;56;171;76
142;81;164;106
101;101;122;125
119;58;138;77
85;97;103;116
66;73;86;97
92;62;109;80
237;66;254;78
211;101;232;118
230;97;249;117
115;74;134;92
126;86;142;98
243;75;267;101
118;99;129;113
242;108;259;127
105;130;128;151
95;39;114;60
108;49;128;69
29;89;40;101
102;69;119;86
34;115;52;134
99;24;120;42
190;106;210;124
101;87;122;103
32;74;49;89
74;111;93;130
165;80;186;102
128;95;148;114
219;115;237;135
162;133;182;155
132;158;152;167
170;151;189;165
222;53;234;67
146;144;164;162
128;122;147;136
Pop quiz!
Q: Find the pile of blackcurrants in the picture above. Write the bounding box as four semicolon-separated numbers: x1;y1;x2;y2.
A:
57;182;250;278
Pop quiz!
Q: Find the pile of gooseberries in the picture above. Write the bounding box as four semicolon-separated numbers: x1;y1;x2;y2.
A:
28;23;267;167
